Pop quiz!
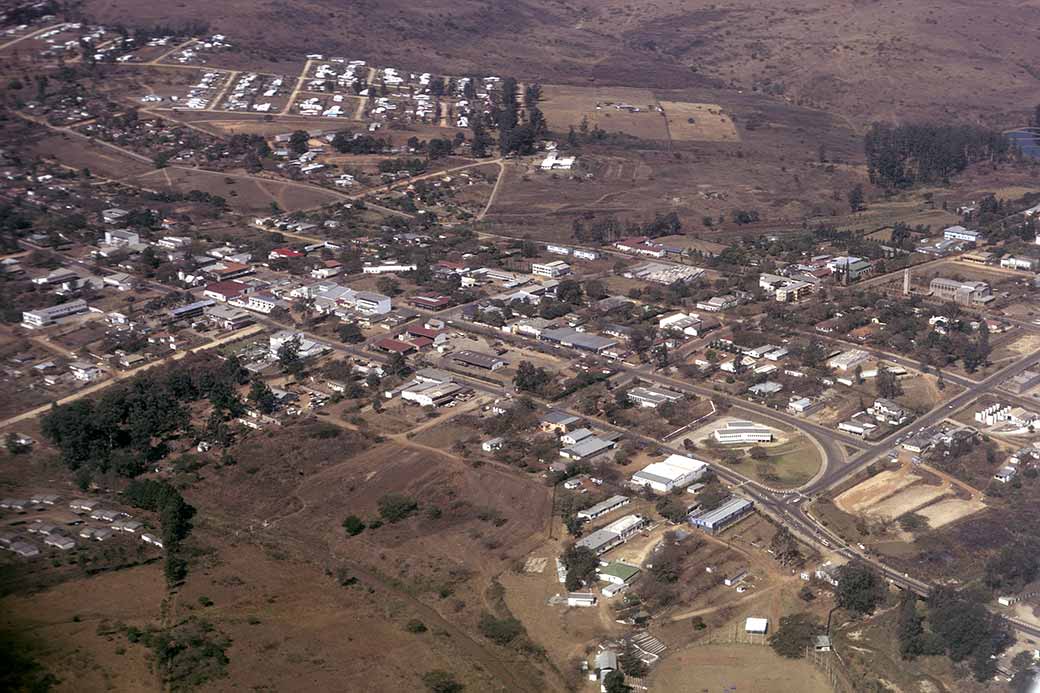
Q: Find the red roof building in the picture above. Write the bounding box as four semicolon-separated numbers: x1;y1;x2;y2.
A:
374;338;416;354
409;294;450;310
269;247;305;260
203;280;248;302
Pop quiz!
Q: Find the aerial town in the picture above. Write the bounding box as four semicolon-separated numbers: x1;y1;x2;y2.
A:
3;2;1040;692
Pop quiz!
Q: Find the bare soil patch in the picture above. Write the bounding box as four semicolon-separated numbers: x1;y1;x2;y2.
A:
659;101;739;142
650;643;830;693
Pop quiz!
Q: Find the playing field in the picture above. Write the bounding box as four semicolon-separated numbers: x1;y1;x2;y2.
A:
660;101;740;142
540;84;668;139
650;644;830;693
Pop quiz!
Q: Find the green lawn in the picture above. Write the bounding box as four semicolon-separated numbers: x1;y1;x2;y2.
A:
716;436;822;489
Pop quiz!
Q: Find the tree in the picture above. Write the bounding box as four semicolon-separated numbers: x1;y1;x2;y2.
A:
655;495;689;523
478;612;524;646
277;336;302;375
770;526;804;567
375;276;400;296
877;366;903;399
928;588;1012;680
603;670;631;693
387;351;409;377
769;612;820;658
848;184;865;212
377;494;418;522
289;130;309;155
337;322;364;344
514;361;552;395
836;563;884;616
342;515;366;536
697;482;728;512
562;544;598;591
248;380;276;414
421;670;464;693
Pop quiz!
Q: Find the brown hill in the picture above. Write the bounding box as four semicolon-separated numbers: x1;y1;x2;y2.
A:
80;0;1040;128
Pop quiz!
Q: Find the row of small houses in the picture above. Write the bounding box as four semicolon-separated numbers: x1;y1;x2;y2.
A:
0;496;164;557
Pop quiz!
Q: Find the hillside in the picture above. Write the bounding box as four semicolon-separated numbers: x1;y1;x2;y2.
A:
79;0;1040;128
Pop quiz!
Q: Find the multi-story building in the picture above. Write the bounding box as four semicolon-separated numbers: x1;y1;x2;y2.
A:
531;260;571;278
929;277;993;306
22;299;89;328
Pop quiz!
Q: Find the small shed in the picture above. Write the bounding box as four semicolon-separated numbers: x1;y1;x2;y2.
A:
745;617;769;634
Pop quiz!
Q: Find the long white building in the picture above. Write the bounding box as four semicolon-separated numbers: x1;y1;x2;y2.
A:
712;420;774;445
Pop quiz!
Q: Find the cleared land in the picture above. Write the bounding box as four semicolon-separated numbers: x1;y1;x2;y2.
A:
650;643;830;693
539;85;667;140
916;497;988;529
127;167;344;213
835;462;984;530
866;485;949;521
659;101;739;142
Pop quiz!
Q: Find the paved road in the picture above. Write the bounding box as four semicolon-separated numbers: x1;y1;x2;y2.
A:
805;346;1040;495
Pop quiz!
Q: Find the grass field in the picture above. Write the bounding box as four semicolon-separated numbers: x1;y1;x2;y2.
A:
711;436;822;489
650;643;831;693
659;101;739;142
127;166;344;213
539;85;667;140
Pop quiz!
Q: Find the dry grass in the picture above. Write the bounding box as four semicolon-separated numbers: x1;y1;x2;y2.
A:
650;643;831;693
659;101;739;142
540;85;667;140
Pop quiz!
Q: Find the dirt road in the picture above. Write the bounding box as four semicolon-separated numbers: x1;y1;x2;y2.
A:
0;324;264;430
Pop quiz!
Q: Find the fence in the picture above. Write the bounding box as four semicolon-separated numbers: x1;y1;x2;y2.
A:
688;625;859;693
805;646;858;693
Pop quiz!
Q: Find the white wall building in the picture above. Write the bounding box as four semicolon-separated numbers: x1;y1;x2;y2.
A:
630;454;709;493
712;420;774;445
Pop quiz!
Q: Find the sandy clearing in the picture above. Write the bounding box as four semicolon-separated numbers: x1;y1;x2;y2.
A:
865;485;949;521
660;101;740;142
835;468;920;514
916;497;987;528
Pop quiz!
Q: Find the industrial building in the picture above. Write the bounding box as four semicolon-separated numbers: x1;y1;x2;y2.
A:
827;349;870;372
540;327;617;354
689;497;754;535
577;495;630;521
630;454;709;493
575;514;647;555
449;350;508;371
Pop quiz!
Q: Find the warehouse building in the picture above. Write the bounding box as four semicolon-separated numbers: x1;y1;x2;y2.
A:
540;327;618;354
630;454;709;493
560;435;617;461
577;495;630;521
575;514;647;555
689;497;754;535
596;561;641;586
449;350;508;371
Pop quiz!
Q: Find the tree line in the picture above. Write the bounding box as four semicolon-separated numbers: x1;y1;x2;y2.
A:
865;122;1012;188
41;354;248;487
